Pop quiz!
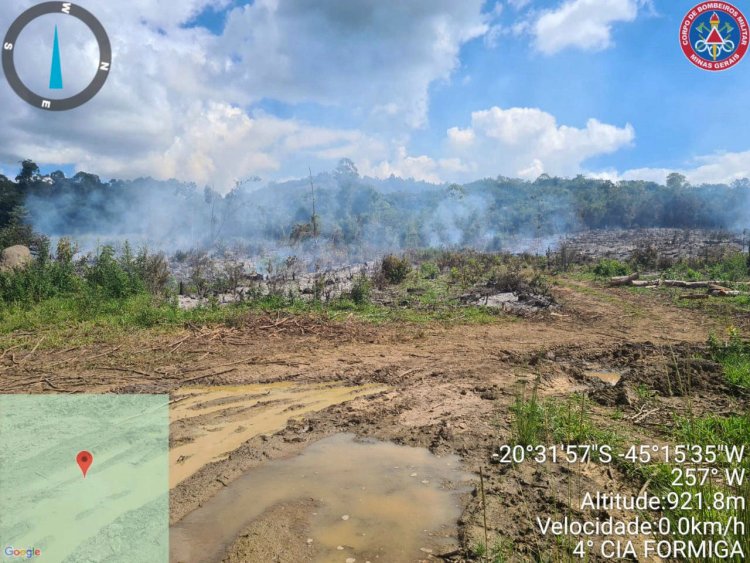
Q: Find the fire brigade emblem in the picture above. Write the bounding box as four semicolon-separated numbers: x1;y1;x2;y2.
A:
680;3;749;71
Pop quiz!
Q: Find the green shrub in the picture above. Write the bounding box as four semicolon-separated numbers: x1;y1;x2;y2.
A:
708;252;750;282
380;255;411;284
0;239;79;304
419;262;439;280
84;246;144;298
665;262;702;281
0;240;171;307
592;258;631;278
349;273;371;305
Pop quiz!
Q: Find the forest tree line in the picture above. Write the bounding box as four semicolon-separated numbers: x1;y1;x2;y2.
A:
0;158;748;253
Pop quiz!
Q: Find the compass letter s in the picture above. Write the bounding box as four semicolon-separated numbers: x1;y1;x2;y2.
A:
3;43;12;50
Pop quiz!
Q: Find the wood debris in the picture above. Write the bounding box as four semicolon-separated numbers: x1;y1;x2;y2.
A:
610;275;746;297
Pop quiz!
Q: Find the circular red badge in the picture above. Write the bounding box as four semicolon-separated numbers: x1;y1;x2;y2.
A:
680;2;749;71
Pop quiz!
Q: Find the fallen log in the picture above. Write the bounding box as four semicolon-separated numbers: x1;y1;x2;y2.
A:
662;280;721;288
609;273;639;286
709;284;732;292
708;285;741;297
613;277;731;289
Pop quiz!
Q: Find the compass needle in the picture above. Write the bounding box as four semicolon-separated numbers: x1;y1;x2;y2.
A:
49;25;63;90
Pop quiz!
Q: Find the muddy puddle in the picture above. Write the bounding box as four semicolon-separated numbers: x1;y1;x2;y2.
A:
585;369;623;386
170;382;386;487
170;433;473;563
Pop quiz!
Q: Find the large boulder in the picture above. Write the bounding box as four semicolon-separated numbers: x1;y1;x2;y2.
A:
0;245;32;272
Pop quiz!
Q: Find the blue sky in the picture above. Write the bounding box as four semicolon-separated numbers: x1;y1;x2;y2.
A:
1;0;749;189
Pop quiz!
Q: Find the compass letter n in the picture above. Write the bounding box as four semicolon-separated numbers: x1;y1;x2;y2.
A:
61;3;72;15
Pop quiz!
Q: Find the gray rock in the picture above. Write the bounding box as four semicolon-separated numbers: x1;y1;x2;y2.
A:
0;245;32;272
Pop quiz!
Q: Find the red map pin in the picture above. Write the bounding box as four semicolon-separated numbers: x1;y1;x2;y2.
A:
76;450;93;478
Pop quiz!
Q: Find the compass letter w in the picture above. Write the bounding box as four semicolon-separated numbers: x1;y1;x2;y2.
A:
61;3;72;15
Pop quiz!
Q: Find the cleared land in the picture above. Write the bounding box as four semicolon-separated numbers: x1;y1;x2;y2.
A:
2;247;748;562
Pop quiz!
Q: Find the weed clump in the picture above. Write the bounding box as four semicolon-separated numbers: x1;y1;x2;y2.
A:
419;262;439;280
349;273;371;305
592;258;631;278
380;255;411;285
708;327;750;388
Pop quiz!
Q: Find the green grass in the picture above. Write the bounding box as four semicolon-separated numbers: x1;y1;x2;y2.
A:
674;413;750;447
472;538;515;563
0;247;551;352
627;344;749;563
708;329;750;388
654;252;749;283
0;293;240;348
634;285;750;316
0;290;509;351
642;413;750;563
510;384;622;451
322;297;505;324
510;382;546;447
723;353;750;388
557;277;647;317
510;379;749;563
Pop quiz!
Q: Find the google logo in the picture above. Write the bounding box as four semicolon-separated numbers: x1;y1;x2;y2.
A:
3;546;41;559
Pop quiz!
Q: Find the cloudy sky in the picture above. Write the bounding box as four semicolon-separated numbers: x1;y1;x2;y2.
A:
0;0;748;191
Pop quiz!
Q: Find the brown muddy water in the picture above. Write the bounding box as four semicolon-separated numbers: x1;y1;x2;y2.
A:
170;433;473;563
585;370;623;386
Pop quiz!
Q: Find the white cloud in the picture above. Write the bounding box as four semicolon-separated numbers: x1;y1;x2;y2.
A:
359;105;634;183
443;106;634;180
601;150;750;185
0;0;488;189
360;147;442;183
447;127;476;146
219;0;488;127
534;0;639;54
10;102;387;189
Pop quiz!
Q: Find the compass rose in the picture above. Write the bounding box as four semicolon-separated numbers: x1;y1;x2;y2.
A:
2;2;111;111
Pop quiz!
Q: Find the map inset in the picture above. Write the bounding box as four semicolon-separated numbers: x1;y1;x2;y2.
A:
0;394;168;562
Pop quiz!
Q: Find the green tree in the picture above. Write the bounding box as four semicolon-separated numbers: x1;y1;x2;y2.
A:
15;159;39;184
666;172;688;190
